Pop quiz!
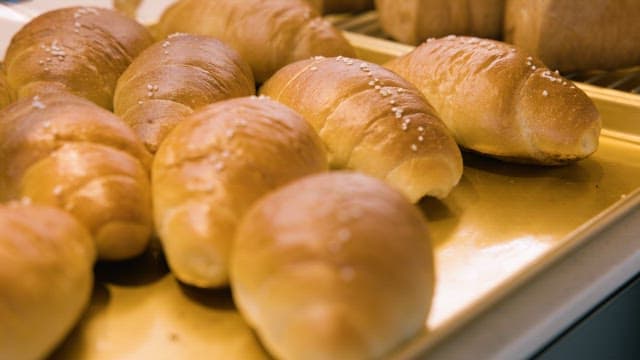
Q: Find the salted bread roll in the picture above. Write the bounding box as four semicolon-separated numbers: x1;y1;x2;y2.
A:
261;56;462;202
153;0;356;82
504;0;640;72
387;36;602;165
231;172;434;360
0;93;152;260
114;33;255;153
0;203;94;360
4;6;153;110
0;64;12;110
153;96;327;288
376;0;504;45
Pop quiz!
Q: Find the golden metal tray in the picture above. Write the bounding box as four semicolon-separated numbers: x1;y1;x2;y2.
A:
2;3;639;359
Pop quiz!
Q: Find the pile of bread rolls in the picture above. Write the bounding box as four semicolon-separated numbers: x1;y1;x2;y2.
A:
0;0;603;359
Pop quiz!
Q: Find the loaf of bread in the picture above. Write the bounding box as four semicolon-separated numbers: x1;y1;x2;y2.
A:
376;0;504;45
306;0;374;13
0;93;153;260
260;56;463;202
153;0;356;82
153;96;327;288
231;172;434;360
0;64;12;110
114;33;255;153
0;203;94;360
387;36;601;165
4;6;153;110
504;0;640;72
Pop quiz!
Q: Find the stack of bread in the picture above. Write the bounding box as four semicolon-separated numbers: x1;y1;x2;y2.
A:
0;0;604;359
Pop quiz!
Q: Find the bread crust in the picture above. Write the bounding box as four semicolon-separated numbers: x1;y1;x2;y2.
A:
231;172;434;360
0;203;94;360
114;34;255;152
261;56;463;201
387;36;601;165
154;0;355;82
0;93;153;260
504;0;640;72
153;96;328;287
376;0;504;45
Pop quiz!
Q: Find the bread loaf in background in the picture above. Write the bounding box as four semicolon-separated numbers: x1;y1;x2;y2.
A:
0;93;153;260
231;172;434;360
0;203;94;360
114;33;255;153
153;0;355;83
260;56;463;202
4;6;153;110
504;0;640;72
387;36;601;165
153;96;327;288
307;0;374;13
376;0;504;45
0;64;12;110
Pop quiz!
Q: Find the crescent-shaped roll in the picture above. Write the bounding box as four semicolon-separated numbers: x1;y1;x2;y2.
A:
376;0;504;45
504;0;640;72
114;33;256;153
0;93;152;260
0;203;94;360
260;56;463;202
153;96;328;288
231;172;434;360
387;36;602;165
0;64;12;110
153;0;356;82
4;6;153;110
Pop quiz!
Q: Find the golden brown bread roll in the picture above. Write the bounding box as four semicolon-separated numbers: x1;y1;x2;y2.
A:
504;0;640;72
153;0;356;82
260;56;462;202
376;0;504;45
0;64;12;110
231;172;434;360
153;96;328;288
387;36;602;165
114;33;256;153
4;6;153;110
0;93;153;260
0;203;94;360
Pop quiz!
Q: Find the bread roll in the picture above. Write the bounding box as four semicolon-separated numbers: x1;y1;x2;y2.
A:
0;93;153;260
260;56;462;202
376;0;504;45
504;0;640;72
153;0;356;82
114;33;255;153
231;172;434;360
0;64;12;110
0;203;94;360
387;36;601;165
153;96;327;288
4;6;153;110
